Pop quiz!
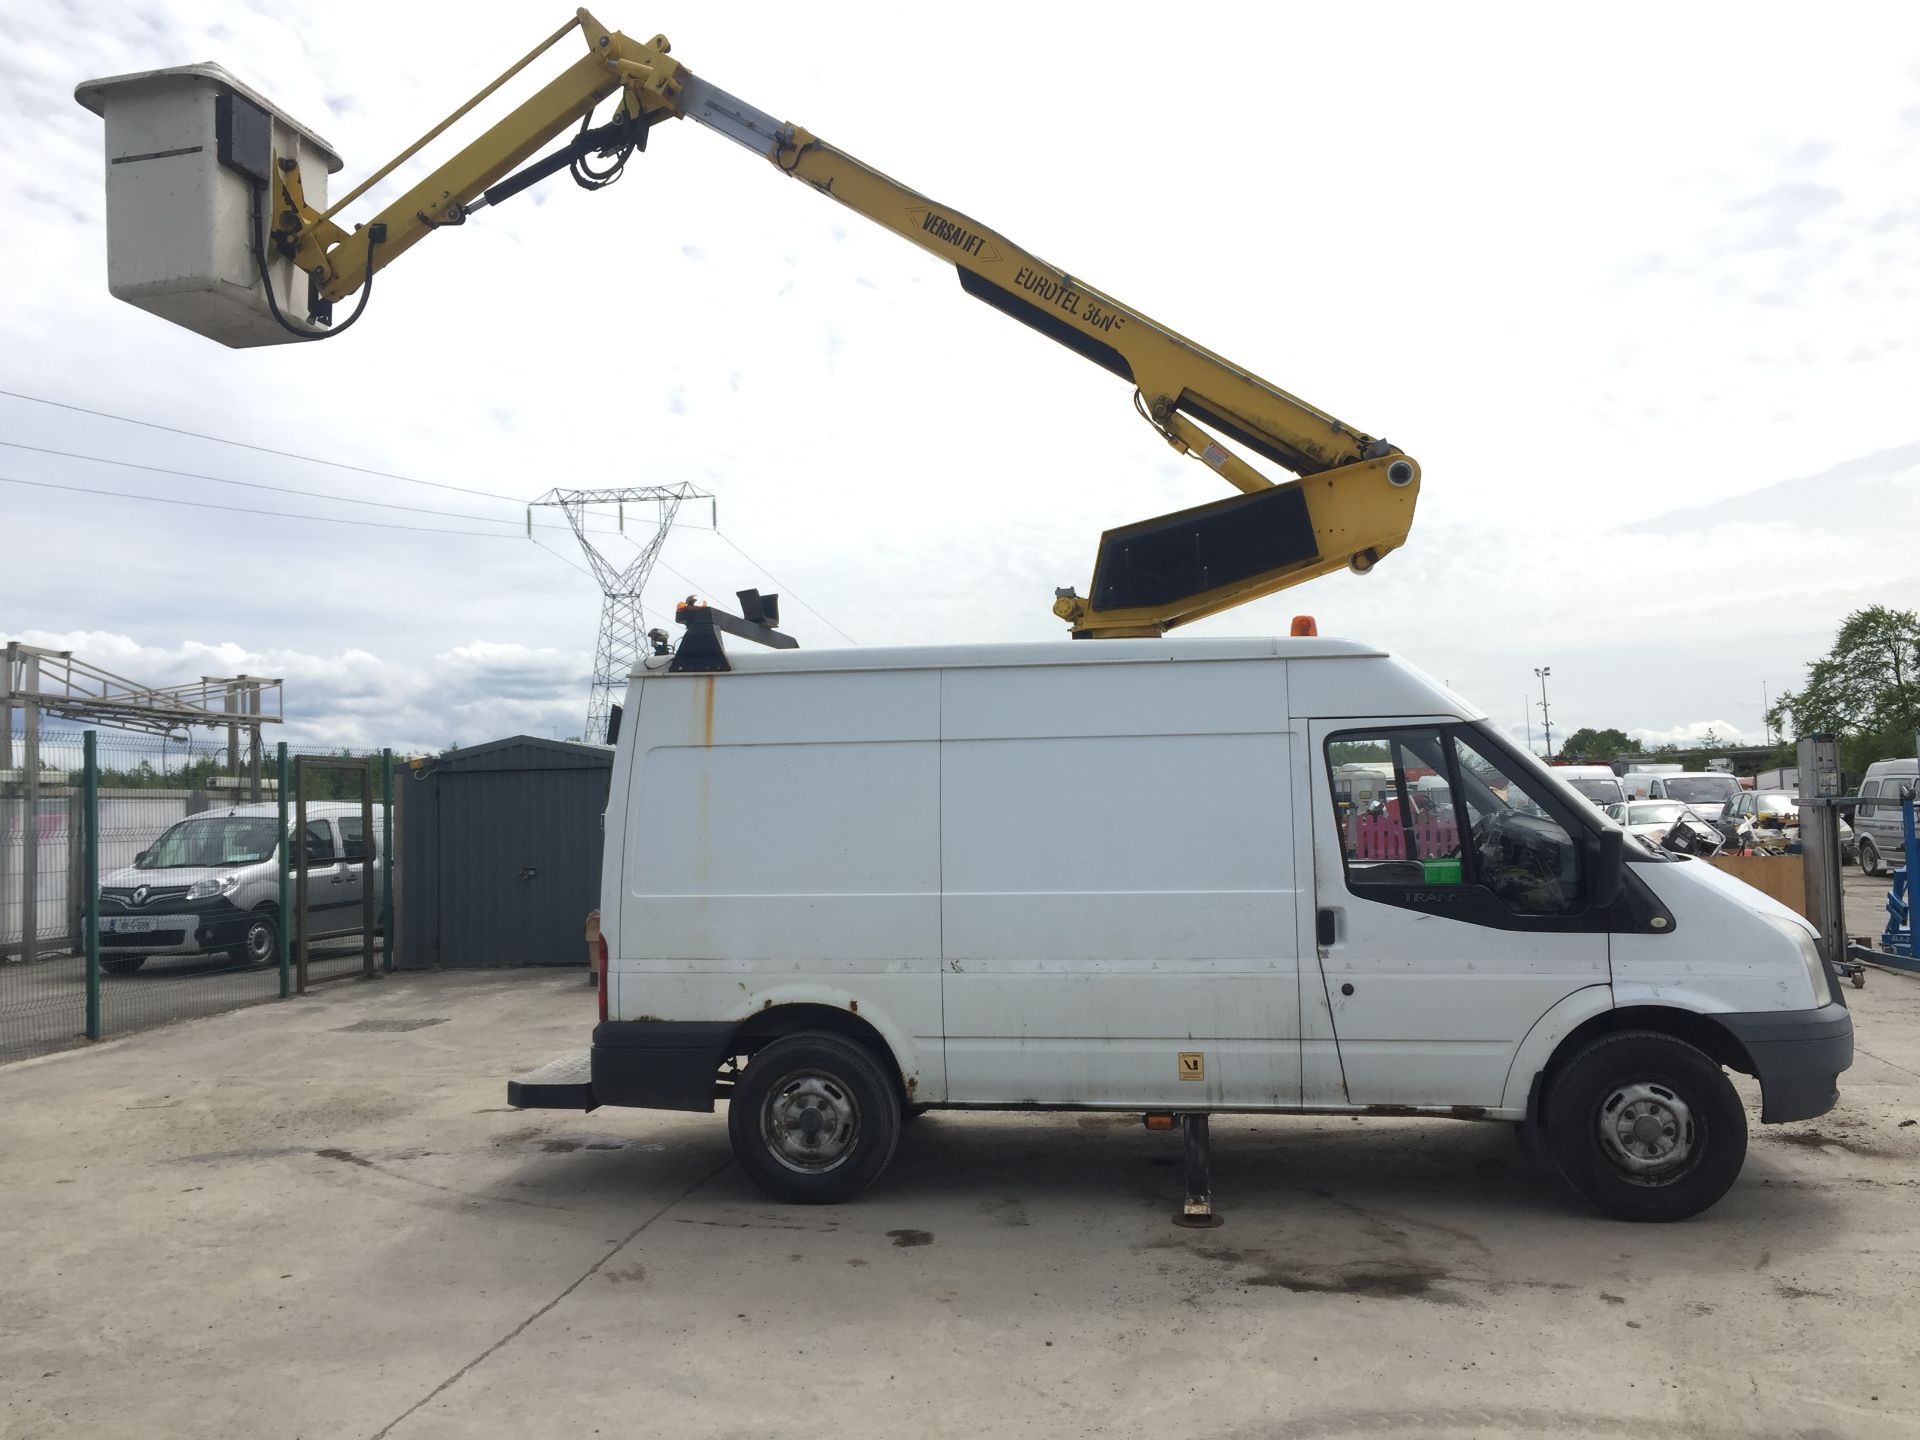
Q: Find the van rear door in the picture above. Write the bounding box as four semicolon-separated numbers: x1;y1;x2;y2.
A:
1307;719;1609;1108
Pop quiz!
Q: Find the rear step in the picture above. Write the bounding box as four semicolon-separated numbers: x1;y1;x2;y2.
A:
507;1049;597;1110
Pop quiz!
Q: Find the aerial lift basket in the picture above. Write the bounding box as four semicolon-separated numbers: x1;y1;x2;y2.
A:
75;65;340;347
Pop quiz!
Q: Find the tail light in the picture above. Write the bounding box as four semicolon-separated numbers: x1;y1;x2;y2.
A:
596;934;609;1023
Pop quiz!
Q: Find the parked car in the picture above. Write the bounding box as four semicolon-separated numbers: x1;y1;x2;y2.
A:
1601;799;1699;847
95;801;385;974
1555;764;1627;810
512;632;1852;1223
1854;758;1920;875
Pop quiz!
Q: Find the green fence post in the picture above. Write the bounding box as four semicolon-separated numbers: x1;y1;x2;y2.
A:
381;749;395;973
276;742;291;999
83;730;101;1041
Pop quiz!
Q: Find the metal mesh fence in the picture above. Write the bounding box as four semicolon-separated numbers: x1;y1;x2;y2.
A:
0;727;90;1061
1;730;394;1064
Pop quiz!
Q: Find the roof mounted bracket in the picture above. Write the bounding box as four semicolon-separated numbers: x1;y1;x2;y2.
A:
667;589;800;673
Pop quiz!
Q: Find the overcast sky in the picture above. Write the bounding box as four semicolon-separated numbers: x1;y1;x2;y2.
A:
3;1;1916;754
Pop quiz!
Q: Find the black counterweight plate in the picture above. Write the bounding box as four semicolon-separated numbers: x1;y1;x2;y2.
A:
1091;484;1319;612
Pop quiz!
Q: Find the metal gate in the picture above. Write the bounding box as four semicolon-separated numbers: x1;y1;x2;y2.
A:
292;753;389;991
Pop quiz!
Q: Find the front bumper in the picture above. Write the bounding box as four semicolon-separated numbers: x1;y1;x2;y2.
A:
1720;1004;1854;1123
96;907;252;956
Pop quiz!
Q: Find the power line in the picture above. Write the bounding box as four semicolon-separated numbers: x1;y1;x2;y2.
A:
528;533;598;579
0;387;528;507
714;530;859;645
0;472;513;536
0;386;858;645
0;437;704;541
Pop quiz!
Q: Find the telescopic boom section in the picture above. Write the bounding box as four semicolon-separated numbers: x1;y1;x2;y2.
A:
274;10;1420;638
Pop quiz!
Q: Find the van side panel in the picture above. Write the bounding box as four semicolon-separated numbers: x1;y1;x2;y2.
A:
612;669;946;1100
939;660;1303;1108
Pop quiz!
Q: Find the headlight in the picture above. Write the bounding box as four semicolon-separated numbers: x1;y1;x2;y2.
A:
1762;914;1832;1008
185;875;241;900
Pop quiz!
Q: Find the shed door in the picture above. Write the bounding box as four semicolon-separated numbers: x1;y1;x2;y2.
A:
436;768;603;968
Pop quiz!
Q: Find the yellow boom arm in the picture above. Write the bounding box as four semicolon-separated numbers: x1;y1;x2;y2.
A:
273;10;1419;637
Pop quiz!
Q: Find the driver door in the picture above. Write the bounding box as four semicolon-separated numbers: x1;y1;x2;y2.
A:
1308;720;1609;1108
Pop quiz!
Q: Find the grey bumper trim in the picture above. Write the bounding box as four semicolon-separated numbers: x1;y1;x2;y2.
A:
1718;1005;1854;1124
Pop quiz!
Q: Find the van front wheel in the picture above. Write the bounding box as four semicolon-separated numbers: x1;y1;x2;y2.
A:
727;1033;901;1204
1544;1031;1747;1222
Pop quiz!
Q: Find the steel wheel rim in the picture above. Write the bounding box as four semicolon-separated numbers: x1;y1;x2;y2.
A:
761;1068;861;1174
1597;1080;1696;1182
246;920;274;963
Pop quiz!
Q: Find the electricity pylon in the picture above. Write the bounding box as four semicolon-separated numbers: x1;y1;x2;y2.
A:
528;483;714;743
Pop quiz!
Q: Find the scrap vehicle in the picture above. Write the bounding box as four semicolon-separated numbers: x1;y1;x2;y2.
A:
77;16;1852;1223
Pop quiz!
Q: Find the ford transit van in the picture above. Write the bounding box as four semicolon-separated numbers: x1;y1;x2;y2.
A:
513;636;1851;1221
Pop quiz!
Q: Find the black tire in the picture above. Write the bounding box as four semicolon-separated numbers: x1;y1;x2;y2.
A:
228;910;279;967
1858;836;1882;877
100;955;146;976
727;1033;901;1204
1544;1031;1747;1222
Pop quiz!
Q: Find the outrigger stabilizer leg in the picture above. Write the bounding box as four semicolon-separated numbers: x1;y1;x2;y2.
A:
1172;1113;1222;1229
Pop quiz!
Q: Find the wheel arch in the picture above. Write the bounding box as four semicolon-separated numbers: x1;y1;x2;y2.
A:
1523;1006;1759;1132
728;1002;916;1108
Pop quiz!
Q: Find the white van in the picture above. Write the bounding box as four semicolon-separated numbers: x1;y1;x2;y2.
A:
513;635;1851;1221
1854;757;1919;875
1553;764;1627;809
97;801;384;974
1646;772;1743;809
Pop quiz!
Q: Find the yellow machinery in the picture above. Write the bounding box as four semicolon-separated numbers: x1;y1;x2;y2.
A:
76;11;1419;637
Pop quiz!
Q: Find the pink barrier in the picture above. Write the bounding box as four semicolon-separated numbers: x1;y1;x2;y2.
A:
1350;814;1458;860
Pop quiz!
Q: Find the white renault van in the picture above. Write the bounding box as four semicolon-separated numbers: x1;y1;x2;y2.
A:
513;634;1851;1222
97;801;384;974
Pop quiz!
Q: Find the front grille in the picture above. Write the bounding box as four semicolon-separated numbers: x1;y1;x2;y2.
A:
101;885;191;909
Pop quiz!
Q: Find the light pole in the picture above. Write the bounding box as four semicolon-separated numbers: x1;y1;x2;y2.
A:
1534;666;1553;759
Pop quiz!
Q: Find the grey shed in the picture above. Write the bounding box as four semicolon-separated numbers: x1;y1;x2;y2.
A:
396;736;611;970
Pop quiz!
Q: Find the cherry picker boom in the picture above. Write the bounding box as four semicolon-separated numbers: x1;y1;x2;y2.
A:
76;11;1420;637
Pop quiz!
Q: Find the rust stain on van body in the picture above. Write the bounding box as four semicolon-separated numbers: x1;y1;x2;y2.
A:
700;677;716;746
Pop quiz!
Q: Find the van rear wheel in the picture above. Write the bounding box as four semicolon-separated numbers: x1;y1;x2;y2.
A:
727;1033;901;1204
1858;836;1883;876
1544;1031;1747;1222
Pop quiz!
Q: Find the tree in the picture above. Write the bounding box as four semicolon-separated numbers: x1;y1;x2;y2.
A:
1329;741;1390;764
1557;727;1643;763
1768;606;1920;773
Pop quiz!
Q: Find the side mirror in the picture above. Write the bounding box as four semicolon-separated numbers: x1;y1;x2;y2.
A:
134;849;149;865
1589;826;1625;909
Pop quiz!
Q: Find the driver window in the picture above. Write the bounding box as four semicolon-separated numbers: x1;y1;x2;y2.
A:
1331;729;1461;887
1452;733;1584;916
304;819;337;863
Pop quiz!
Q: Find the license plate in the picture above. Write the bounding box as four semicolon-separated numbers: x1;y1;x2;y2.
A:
104;918;159;934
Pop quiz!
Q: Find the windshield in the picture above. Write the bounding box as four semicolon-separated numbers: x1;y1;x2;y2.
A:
136;816;281;870
1627;802;1689;826
1752;792;1797;812
1567;777;1625;803
1661;776;1737;804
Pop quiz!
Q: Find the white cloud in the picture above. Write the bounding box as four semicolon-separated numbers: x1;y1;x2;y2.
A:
15;629;590;753
1629;721;1768;752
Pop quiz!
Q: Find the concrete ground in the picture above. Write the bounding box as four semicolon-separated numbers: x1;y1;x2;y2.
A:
4;969;1919;1440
